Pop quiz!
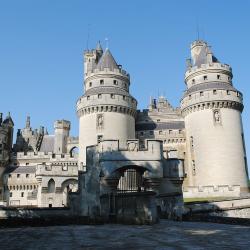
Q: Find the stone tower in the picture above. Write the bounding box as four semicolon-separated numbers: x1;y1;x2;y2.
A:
181;40;249;197
77;42;137;168
0;112;14;201
54;120;71;154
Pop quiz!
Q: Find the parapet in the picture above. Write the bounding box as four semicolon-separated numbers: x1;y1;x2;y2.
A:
54;120;71;130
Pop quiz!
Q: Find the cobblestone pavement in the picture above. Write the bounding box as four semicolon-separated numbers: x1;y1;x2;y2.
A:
0;220;249;250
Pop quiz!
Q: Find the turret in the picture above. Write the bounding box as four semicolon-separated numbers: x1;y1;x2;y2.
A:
181;40;249;197
77;43;137;168
54;120;70;154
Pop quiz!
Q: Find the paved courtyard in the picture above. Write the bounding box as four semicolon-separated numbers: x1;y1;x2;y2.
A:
0;220;249;250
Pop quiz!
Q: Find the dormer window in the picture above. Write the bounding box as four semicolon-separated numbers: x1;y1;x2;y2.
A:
100;79;104;85
203;75;208;81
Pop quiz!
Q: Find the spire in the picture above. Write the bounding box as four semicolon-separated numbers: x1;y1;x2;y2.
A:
3;112;14;126
26;116;31;128
96;49;119;71
96;41;103;52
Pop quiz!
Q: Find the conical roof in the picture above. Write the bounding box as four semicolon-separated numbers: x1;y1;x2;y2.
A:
96;49;119;71
3;112;14;126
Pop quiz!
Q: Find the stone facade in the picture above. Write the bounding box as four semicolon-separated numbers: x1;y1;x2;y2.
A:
0;40;248;223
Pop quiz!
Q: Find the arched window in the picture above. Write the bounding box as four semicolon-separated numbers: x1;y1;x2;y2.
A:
70;147;79;158
48;179;55;193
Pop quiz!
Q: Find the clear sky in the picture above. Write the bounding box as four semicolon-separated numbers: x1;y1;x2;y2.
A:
0;1;249;170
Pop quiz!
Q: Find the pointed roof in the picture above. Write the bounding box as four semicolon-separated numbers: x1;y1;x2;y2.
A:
3;112;14;126
96;49;119;71
96;41;103;51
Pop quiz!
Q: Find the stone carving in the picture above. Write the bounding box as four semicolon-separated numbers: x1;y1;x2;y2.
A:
127;141;138;151
213;110;221;124
97;114;104;129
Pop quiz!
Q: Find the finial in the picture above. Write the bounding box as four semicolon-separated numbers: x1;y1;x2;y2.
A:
105;37;109;50
26;115;30;128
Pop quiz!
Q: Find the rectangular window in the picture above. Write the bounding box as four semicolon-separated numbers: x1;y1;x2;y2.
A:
87;96;90;100
111;94;115;99
217;75;221;80
62;165;68;171
192;160;196;175
200;91;204;96
189;95;191;100
10;192;12;197
98;94;102;99
113;80;118;85
26;174;29;178
169;130;172;134
100;79;104;85
227;90;230;95
17;174;20;178
97;135;103;143
204;75;208;80
21;192;24;197
159;130;163;135
89;82;92;87
213;90;217;95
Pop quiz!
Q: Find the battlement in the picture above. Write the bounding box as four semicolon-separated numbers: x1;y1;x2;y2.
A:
185;62;232;79
16;152;78;161
85;68;129;79
93;139;163;161
54;120;71;130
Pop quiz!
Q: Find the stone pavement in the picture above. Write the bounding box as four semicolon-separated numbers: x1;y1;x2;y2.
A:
0;220;249;250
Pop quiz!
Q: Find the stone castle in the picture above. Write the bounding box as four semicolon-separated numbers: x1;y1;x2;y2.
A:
0;40;248;221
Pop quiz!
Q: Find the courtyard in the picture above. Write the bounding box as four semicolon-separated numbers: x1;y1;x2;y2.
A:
0;220;249;249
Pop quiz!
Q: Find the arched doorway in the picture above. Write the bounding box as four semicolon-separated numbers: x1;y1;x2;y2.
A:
61;179;78;206
69;146;79;157
117;166;146;193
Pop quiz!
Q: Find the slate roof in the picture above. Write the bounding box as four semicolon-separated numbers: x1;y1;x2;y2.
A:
39;135;55;153
84;86;130;97
184;82;237;97
5;166;37;174
135;121;185;131
96;49;119;71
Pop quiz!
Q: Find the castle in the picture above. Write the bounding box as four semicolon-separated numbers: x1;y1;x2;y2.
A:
0;40;248;221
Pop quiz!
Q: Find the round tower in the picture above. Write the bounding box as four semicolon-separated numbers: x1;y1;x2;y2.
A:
181;40;249;197
77;43;137;168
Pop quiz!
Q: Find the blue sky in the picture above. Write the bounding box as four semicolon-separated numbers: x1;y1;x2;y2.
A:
0;0;249;168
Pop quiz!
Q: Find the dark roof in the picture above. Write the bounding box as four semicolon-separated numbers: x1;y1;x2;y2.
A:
84;86;130;97
5;166;36;174
39;135;54;153
184;82;237;97
96;49;119;71
136;121;185;131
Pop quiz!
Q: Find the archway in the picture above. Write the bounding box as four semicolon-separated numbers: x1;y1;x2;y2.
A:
61;179;78;206
116;166;147;193
69;146;79;157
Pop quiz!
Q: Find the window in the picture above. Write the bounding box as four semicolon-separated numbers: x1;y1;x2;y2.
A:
17;174;20;178
100;79;104;85
10;192;12;197
111;94;115;99
98;94;102;99
89;82;92;87
26;163;29;166
227;90;230;95
192;79;195;84
48;179;55;193
189;95;191;100
123;95;126;100
113;80;118;85
169;130;172;134
26;174;29;178
217;75;221;80
190;136;194;150
159;130;163;135
21;192;24;197
97;135;103;143
9;174;11;178
200;91;204;96
213;90;217;95
179;130;182;134
157;119;160;122
203;75;207;80
87;96;90;100
62;164;68;171
192;160;196;175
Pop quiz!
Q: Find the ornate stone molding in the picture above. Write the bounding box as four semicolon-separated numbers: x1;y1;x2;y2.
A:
181;100;244;117
77;104;137;118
